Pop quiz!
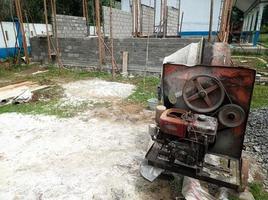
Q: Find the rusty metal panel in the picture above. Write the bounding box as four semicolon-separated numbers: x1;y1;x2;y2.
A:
162;64;256;159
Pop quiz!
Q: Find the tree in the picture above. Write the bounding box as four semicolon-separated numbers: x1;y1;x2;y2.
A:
0;0;114;24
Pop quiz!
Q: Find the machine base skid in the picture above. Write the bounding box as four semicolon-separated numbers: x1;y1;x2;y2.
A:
145;142;247;191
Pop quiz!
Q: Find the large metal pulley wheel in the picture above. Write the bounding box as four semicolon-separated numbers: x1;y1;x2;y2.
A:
218;104;246;127
182;75;225;113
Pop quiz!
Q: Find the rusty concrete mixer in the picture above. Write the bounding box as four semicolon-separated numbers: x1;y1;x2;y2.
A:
141;38;256;191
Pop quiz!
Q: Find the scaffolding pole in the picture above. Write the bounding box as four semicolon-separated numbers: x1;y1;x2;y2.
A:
44;0;52;62
95;0;104;69
208;0;214;42
14;0;29;64
50;0;63;68
109;0;115;77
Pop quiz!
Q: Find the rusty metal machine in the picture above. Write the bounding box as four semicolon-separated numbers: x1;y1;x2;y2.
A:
141;39;256;191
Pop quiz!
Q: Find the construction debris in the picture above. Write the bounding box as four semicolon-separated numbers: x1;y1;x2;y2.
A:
0;81;50;106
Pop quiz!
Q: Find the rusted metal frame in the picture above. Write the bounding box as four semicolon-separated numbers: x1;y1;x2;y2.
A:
146;143;241;190
44;0;52;62
15;0;29;64
162;64;255;159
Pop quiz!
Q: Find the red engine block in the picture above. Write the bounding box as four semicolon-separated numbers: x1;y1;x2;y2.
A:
159;108;188;138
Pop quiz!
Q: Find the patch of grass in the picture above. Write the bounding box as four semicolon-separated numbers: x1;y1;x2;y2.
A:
0;86;92;118
249;182;268;200
251;85;268;109
0;100;91;118
256;61;267;69
259;33;268;47
127;76;160;105
0;64;160;117
228;195;240;200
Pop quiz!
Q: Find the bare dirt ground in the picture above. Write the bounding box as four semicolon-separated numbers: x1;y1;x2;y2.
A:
0;79;172;200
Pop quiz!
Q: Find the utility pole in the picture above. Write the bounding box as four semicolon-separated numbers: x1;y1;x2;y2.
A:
14;0;29;64
44;0;51;62
208;0;214;42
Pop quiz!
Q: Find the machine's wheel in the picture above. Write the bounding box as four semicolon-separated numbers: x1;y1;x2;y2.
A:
182;75;225;113
218;104;246;127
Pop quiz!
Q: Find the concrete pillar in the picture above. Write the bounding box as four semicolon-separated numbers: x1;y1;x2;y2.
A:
243;15;248;31
251;10;257;31
253;3;265;46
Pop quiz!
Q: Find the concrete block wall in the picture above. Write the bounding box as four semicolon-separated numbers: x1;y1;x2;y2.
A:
167;6;179;36
53;14;87;38
103;6;132;39
31;37;200;73
141;5;154;35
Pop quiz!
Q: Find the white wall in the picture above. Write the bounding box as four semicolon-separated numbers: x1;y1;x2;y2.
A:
0;22;52;48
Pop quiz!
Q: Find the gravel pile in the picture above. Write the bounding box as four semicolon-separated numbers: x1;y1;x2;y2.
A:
245;108;268;184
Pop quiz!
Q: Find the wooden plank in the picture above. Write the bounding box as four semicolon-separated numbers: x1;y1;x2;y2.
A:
0;81;34;92
0;82;50;102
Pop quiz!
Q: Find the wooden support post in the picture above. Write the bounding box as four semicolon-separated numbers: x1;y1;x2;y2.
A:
44;0;52;62
50;0;63;68
110;0;115;78
177;0;181;35
95;0;104;69
122;51;128;77
14;0;29;64
208;0;214;42
0;22;9;54
82;0;86;17
163;0;167;38
218;0;233;42
179;11;184;36
84;0;89;35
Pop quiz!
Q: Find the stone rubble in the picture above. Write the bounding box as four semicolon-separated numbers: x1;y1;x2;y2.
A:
245;108;268;187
